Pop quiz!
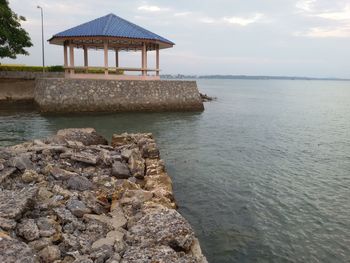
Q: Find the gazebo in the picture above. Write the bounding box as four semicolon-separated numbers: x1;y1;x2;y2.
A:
48;13;174;80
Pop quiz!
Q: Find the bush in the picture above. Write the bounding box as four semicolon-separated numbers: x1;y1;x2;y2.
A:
0;65;64;72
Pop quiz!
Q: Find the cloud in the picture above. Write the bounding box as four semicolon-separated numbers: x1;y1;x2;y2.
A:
223;13;264;26
314;5;350;21
198;13;264;26
174;11;192;17
295;0;316;12
295;26;350;38
137;5;169;12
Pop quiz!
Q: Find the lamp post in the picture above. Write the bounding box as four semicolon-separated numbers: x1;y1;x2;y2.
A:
37;6;45;73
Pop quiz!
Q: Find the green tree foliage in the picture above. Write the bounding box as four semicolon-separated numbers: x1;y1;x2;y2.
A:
0;0;32;59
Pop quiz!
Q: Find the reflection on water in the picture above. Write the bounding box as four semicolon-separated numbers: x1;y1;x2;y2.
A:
1;79;350;263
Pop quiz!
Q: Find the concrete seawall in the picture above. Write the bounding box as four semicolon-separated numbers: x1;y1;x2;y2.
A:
34;78;204;113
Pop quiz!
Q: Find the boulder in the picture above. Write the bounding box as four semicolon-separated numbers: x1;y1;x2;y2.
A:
112;161;131;179
0;167;16;184
128;150;145;179
0;217;16;231
55;128;108;146
22;169;40;183
67;176;93;191
51;167;78;180
0;232;36;263
71;152;99;165
0;187;37;219
16;219;40;241
66;197;91;217
38;245;61;262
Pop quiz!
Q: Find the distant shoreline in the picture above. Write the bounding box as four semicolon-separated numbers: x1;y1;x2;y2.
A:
161;75;350;81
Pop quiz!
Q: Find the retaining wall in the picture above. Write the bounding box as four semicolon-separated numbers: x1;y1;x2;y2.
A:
34;78;204;113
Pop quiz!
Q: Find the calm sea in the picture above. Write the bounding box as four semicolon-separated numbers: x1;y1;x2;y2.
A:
1;79;350;263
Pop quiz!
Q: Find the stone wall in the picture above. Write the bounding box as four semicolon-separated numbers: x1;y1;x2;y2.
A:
35;78;204;113
0;71;63;101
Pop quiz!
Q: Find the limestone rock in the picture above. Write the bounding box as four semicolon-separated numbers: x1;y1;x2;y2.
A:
71;152;98;165
55;128;108;146
0;232;36;263
10;153;33;171
22;169;40;183
51;167;78;180
36;217;58;237
112;161;131;179
16;219;40;241
0;187;37;219
141;142;160;159
39;245;61;262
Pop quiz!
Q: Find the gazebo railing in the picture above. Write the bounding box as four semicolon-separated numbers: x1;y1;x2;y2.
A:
64;66;160;73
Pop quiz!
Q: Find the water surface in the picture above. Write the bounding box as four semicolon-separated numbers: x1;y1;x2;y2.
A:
1;79;350;263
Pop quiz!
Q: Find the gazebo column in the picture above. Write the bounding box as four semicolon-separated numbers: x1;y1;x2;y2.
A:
69;42;75;75
104;41;109;76
156;45;160;77
115;48;119;74
63;42;68;74
83;46;88;73
142;42;147;76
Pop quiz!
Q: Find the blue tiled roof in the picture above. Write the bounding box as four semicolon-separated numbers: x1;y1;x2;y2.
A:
51;13;174;45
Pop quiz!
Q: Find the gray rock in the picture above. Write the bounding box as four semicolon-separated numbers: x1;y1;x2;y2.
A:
0;233;36;263
0;187;37;219
0;167;16;184
10;154;33;171
66;197;91;217
141;142;160;159
38;245;61;262
0;163;4;171
67;176;93;191
0;217;16;231
106;254;121;263
121;245;197;263
36;217;58;237
126;207;195;252
90;244;114;263
28;237;53;250
53;206;78;223
71;152;98;165
51;167;78;180
112;161;131;179
16;219;40;241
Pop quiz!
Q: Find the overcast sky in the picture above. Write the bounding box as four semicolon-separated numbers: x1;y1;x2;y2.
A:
2;0;350;78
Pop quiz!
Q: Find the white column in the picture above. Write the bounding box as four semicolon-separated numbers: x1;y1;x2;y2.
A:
156;45;159;76
63;42;68;74
83;46;88;73
69;42;75;74
104;41;108;76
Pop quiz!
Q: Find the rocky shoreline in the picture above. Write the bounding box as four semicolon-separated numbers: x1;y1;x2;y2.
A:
0;128;207;263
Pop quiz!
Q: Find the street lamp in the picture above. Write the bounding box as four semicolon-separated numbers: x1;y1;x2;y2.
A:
37;6;45;73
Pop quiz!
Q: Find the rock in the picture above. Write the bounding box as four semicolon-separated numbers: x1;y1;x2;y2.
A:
128;150;145;179
112;161;131;179
111;133;134;147
39;245;61;262
51;167;78;180
0;163;4;171
0;232;36;263
106;254;121;263
126;207;195;252
66;197;91;217
22;169;40;183
55;128;108;146
0;217;16;231
121;149;133;160
80;191;108;215
71;152;98;165
121;245;197;263
0;187;37;219
90;244;114;263
28;237;53;250
10;154;33;171
52;185;73;198
36;217;58;237
53;206;78;223
0;167;16;184
141;142;160;159
67;175;93;191
16;219;40;241
119;189;153;206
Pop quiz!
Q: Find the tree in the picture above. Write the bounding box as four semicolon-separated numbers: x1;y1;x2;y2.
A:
0;0;32;59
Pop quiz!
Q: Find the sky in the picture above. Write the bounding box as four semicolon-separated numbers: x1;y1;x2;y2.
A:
2;0;350;78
